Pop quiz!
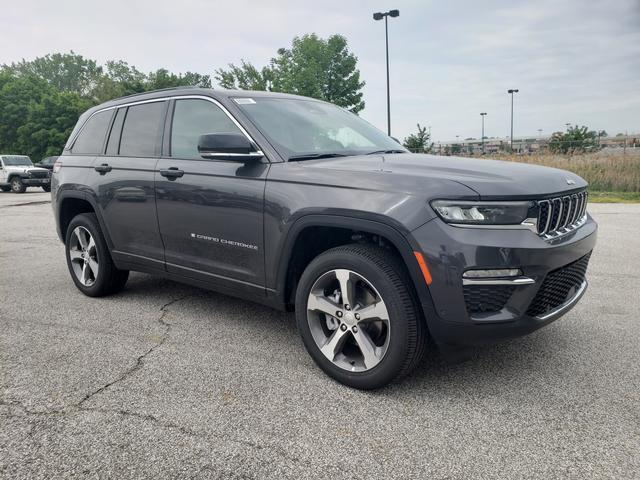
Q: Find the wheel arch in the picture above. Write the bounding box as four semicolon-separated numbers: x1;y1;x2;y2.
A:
56;191;114;249
275;214;434;312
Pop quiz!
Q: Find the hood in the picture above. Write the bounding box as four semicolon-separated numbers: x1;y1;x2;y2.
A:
300;153;587;199
5;165;49;174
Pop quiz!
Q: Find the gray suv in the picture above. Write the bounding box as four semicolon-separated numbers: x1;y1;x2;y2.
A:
52;87;597;388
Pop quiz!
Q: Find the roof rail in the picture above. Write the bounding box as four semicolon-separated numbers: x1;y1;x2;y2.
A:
114;85;206;102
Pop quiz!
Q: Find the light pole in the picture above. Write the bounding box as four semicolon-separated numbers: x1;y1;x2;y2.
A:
373;9;400;136
537;128;542;137
507;88;519;151
480;112;487;154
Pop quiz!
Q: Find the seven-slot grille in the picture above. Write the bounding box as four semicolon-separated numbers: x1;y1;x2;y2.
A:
536;191;588;237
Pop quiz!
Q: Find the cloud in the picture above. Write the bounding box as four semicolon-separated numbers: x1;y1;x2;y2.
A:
2;0;638;140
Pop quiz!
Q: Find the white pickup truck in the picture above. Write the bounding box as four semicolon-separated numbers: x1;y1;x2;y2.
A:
0;155;51;193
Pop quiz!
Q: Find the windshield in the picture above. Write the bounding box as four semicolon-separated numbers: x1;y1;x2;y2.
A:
234;97;406;160
2;155;33;167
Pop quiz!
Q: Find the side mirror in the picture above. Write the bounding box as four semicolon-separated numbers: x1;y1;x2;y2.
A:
198;133;263;162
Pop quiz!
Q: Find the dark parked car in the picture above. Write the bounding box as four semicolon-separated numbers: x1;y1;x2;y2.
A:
37;156;59;170
51;87;597;388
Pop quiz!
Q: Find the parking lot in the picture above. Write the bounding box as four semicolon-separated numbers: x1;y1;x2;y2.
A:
1;190;638;479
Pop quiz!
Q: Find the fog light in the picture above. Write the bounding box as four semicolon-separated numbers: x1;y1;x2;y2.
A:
463;268;522;279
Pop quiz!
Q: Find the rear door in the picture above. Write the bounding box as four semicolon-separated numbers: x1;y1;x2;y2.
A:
155;97;268;293
85;101;167;268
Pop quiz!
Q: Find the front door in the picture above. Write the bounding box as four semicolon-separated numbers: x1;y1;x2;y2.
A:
155;98;268;294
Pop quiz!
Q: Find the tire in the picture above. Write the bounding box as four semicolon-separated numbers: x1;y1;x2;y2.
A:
0;186;10;192
42;185;51;192
10;177;26;193
65;213;129;297
295;244;427;389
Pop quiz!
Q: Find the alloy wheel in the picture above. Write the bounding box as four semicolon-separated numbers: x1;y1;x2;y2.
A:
306;269;391;372
68;226;99;287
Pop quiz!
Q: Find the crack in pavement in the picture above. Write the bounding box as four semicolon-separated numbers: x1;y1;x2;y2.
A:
0;200;51;209
0;292;358;477
1;293;194;417
76;293;195;407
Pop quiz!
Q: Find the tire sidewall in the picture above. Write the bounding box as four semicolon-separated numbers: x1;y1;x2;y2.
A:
11;178;25;193
295;248;412;389
65;214;113;297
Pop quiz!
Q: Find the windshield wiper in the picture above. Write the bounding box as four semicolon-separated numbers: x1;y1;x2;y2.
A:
365;149;407;155
288;152;350;161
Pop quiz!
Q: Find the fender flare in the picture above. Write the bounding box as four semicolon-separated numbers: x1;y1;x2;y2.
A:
55;190;114;249
273;213;434;309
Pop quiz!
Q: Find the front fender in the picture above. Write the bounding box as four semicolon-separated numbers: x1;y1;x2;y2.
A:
270;212;435;312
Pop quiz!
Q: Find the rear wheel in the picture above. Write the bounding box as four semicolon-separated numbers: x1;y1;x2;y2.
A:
65;213;129;297
10;178;26;193
295;244;426;389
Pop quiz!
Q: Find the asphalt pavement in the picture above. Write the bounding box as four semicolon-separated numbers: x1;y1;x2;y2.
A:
1;189;638;479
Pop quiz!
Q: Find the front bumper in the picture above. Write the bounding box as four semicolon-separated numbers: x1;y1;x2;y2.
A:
21;177;50;186
411;215;597;346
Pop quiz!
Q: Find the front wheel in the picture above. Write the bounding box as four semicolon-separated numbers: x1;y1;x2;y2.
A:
65;213;129;297
295;244;427;389
11;178;26;193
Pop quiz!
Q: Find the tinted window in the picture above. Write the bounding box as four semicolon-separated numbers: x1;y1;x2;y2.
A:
119;102;166;157
106;108;126;155
171;99;242;159
72;110;113;154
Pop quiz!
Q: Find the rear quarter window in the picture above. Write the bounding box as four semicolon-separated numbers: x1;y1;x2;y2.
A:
71;110;114;154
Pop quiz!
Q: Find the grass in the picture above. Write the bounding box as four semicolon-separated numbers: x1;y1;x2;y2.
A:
480;150;640;201
587;192;640;203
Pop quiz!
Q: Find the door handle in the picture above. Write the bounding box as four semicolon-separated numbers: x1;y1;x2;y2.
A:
94;163;112;174
160;167;184;179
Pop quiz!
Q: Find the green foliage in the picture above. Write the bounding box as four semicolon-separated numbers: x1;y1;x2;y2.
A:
0;72;92;159
0;52;212;159
215;34;365;113
3;52;103;98
215;60;272;91
548;125;599;154
403;124;432;152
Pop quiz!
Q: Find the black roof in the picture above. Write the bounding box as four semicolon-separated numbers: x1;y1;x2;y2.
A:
92;87;316;112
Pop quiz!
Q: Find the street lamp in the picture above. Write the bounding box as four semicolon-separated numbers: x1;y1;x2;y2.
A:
480;112;487;154
373;9;400;136
507;88;519;151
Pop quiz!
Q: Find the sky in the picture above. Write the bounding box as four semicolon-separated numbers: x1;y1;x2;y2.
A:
2;0;639;143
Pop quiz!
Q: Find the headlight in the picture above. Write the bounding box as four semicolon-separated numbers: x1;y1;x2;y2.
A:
431;200;533;225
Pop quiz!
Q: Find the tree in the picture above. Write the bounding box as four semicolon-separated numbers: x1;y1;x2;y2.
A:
0;72;91;159
403;124;432;152
215;34;365;113
2;52;104;98
215;60;272;90
0;53;212;159
548;125;599;153
146;69;211;90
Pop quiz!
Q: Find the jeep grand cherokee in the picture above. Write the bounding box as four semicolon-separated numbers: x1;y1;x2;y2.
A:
51;87;597;389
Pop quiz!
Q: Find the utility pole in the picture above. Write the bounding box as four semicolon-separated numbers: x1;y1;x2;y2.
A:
373;9;399;136
480;113;487;154
507;89;519;151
